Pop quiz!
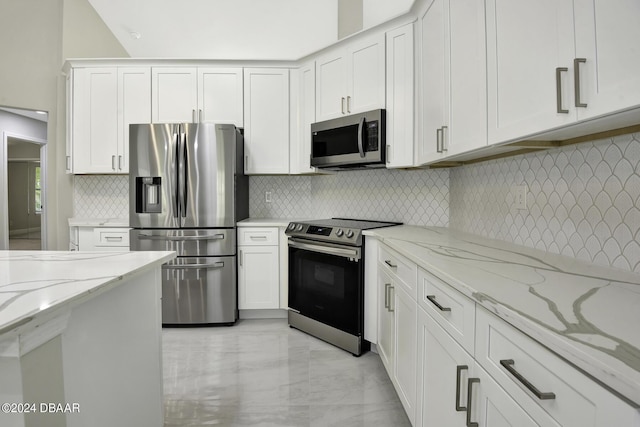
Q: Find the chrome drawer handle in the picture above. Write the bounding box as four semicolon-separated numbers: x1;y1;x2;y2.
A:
466;378;480;427
384;260;397;268
500;359;556;400
555;67;569;114
249;236;268;240
426;295;451;312
384;283;391;309
574;58;587;108
455;365;469;412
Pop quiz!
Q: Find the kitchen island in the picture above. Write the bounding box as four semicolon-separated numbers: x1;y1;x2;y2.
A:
0;250;175;427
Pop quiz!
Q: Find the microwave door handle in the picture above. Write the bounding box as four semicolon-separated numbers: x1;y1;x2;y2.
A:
357;117;366;158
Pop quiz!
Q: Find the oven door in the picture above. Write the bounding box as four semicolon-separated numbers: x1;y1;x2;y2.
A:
288;238;363;335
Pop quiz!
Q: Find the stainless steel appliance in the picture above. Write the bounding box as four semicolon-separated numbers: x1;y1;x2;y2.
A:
129;123;248;325
311;109;386;170
286;218;400;355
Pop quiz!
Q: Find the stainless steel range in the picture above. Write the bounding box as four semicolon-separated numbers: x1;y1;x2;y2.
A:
286;218;401;355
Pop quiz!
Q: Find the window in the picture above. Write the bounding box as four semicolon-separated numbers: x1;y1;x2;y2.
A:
34;165;42;214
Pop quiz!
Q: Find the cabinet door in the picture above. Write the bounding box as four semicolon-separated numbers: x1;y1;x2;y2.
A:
243;68;290;174
290;62;317;174
347;33;386;115
385;23;415;168
377;267;395;373
197;67;243;126
574;0;640;120
72;67;119;173
486;0;576;144
416;307;474;427
393;284;417;425
151;67;197;123
447;0;487;156
316;50;347;121
238;246;279;309
417;0;447;165
118;67;151;174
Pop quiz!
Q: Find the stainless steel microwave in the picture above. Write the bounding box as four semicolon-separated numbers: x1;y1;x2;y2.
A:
310;109;386;169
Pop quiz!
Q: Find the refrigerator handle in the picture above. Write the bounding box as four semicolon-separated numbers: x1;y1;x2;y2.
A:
173;129;181;218
178;126;188;218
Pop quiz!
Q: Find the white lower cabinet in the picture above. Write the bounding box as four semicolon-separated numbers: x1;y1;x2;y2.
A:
74;226;130;251
376;241;640;427
237;227;280;310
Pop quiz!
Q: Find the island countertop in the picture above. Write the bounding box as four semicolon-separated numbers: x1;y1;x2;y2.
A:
0;250;176;336
364;225;640;406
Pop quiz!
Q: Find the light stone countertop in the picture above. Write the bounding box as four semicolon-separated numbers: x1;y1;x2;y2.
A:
0;250;175;336
237;218;307;228
364;225;640;406
68;218;129;227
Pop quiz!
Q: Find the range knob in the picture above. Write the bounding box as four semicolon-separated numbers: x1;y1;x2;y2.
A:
287;223;296;230
336;229;344;237
296;224;304;232
346;230;354;238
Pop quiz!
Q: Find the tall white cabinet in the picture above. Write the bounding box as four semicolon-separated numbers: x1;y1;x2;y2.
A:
243;68;290;174
237;227;280;310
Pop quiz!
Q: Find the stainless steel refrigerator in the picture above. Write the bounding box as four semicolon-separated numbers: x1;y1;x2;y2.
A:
129;123;248;325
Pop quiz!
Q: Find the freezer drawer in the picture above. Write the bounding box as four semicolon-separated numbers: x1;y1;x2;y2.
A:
161;256;237;324
130;228;236;256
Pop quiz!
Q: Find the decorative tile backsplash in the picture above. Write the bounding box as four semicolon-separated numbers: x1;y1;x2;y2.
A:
250;168;450;227
450;132;640;274
71;131;640;274
73;175;129;218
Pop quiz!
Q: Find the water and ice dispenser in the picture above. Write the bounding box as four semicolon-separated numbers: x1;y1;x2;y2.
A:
135;177;161;213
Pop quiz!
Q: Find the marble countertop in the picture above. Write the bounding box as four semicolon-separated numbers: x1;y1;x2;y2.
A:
364;225;640;406
0;250;175;336
237;218;306;227
68;218;129;227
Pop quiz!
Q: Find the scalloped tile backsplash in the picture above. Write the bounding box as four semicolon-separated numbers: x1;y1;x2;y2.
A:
73;131;640;273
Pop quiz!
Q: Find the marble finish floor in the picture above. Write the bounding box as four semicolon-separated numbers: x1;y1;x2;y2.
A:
162;319;411;426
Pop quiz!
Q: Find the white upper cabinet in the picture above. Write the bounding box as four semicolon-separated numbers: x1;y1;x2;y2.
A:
315;33;385;121
385;23;415;168
573;0;640;120
243;68;290;175
152;67;243;125
417;0;486;165
70;67;150;174
151;67;198;123
118;68;151;173
197;68;244;126
486;0;640;144
289;61;318;174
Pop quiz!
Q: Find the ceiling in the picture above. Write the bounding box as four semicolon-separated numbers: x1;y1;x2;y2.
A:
87;0;415;60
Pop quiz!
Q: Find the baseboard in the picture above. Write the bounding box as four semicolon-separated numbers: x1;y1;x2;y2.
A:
239;309;288;320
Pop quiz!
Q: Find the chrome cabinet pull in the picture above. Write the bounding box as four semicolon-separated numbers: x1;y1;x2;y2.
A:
386;144;391;164
427;295;451;312
199;109;203;122
384;283;391;309
436;127;443;153
455;365;469;412
441;125;448;152
244;155;248;172
192;109;196;123
341;97;345;114
466;378;480;427
347;95;351;113
249;235;268;241
500;359;556;400
66;156;71;171
111;155;116;170
555;67;569;113
118;155;123;170
574;58;587;108
389;285;395;312
105;236;123;242
239;250;243;267
384;260;397;269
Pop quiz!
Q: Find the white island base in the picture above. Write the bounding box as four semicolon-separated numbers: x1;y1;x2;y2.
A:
0;251;175;427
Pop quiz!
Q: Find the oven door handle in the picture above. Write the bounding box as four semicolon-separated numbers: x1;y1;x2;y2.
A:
289;240;361;260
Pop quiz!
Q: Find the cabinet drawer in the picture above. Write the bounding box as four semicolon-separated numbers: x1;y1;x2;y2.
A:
93;228;130;247
238;227;279;246
378;244;417;298
418;268;475;354
476;307;640;426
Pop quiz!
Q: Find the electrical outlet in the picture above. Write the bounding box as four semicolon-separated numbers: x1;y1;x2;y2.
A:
514;185;527;210
265;191;272;203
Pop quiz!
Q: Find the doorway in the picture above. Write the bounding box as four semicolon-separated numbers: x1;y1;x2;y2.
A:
7;138;44;249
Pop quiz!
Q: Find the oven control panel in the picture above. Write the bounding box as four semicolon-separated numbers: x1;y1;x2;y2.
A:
286;222;360;244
